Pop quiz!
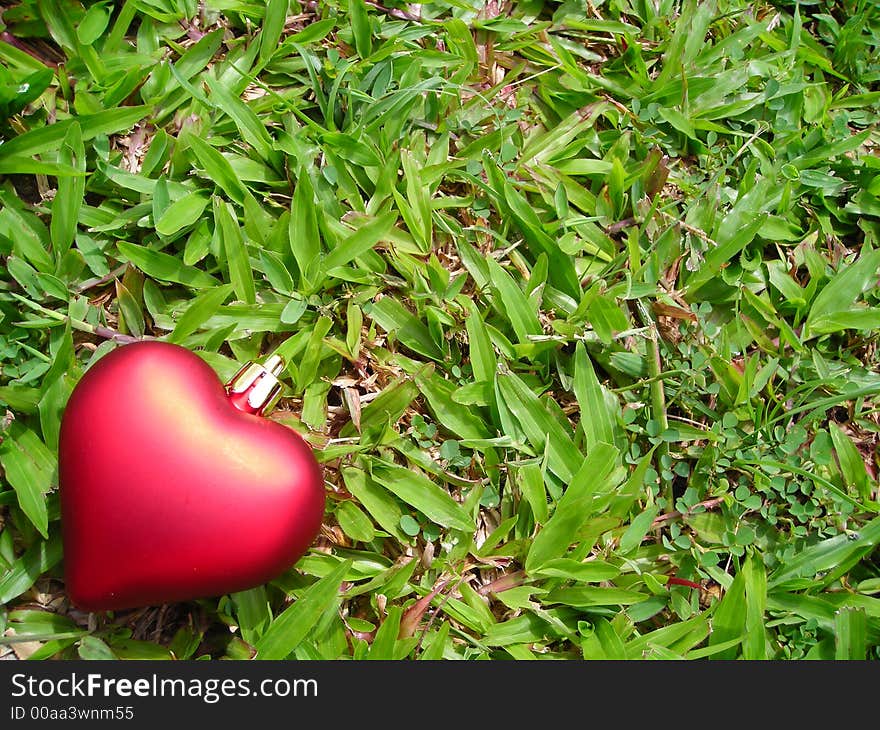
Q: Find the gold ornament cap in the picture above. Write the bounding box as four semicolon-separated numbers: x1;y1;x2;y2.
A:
225;354;285;415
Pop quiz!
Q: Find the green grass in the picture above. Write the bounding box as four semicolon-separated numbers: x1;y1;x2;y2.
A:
1;0;880;660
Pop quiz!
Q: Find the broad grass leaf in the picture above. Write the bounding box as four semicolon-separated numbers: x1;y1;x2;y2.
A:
768;514;880;589
687;636;744;659
367;296;444;361
78;636;116;660
518;103;611;168
322;212;397;271
346;300;362;356
707;566;746;659
152;175;171;227
117;242;220;289
290;167;321;288
525;442;618;571
532;558;620;582
484;611;568;647
413;368;491;439
587;294;629;344
458;581;496;629
626;614;710;658
0;107;149;159
474;515;517;557
38;365;72;454
397;149;432;250
369;459;475;532
280;298;307;325
254;560;350;659
200;302;291;336
517;463;548;524
766;592;837;634
232;586;271;646
464;309;497;383
573;342;620;453
555;159;613;175
367;606;403;660
167;284;234;344
767;261;807;308
300;380;331;430
7;256;41;297
447;380;492;405
206;76;277;166
35;273;68;301
183;220;212;267
417;591;491;634
803;248;880;339
617;504;660;555
0;424;55;538
1;207;52;273
259;0;289;65
496;371;582;482
293;315;332;393
546;586;646;607
742;551;768;660
76;2;111;45
0;156;85;177
50;122;85;264
336;500;375;543
259;249;296;296
0;385;40;413
110;638;174;660
3;66;52;116
581;617;627;660
187;135;248;205
285;17;335;45
805;309;880;336
793;128;872;169
37;322;75;452
418;621;451;659
166;27;225;82
7;610;79;636
834;607;867;660
486;257;541;344
156;192;209;237
349;0;372;59
609;444;659;517
342;467;408;542
482;153;581;299
0;536;62;604
829;422;872;502
444;18;478;83
213;197;256;304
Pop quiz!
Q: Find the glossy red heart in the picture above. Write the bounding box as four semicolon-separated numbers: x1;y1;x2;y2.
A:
59;341;325;612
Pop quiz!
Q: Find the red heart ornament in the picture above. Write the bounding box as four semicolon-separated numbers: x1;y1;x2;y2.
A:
59;341;325;612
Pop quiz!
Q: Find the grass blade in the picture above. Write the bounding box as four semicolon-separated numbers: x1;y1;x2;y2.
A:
167;284;234;344
803;247;880;339
49;122;85;264
254;560;350;659
525;442;618;572
742;551;768;660
496;370;582;482
369;459;475;532
213;197;256;305
834;607;867;660
573;342;619;453
117;242;220;289
0;425;54;538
